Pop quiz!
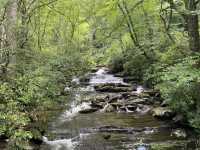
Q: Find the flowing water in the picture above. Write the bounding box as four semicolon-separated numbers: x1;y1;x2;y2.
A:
38;68;199;150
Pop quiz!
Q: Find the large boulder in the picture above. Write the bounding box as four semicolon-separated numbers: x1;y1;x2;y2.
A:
152;107;175;119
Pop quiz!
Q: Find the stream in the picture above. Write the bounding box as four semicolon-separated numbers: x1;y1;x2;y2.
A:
34;68;199;149
37;68;198;150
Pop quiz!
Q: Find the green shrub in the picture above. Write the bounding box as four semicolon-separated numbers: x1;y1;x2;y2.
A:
123;53;149;80
109;54;125;73
156;54;200;129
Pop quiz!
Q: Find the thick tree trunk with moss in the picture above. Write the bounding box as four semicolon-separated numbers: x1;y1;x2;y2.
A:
185;0;200;52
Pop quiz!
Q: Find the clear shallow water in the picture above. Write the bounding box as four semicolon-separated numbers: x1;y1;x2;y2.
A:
38;68;198;150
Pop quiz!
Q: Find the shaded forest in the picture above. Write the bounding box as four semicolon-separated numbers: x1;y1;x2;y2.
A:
0;0;200;149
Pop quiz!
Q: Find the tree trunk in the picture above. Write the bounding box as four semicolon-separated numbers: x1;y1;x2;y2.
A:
2;0;17;74
185;0;200;52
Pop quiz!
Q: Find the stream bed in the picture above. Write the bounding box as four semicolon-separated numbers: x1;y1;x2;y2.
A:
37;68;199;149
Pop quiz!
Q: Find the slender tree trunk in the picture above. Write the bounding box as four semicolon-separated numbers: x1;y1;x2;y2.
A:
185;0;200;52
3;0;17;73
118;1;139;47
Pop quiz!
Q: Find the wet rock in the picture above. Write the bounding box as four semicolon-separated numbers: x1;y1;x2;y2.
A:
123;77;138;83
108;95;123;103
79;75;91;84
110;102;123;107
83;94;108;103
64;86;71;92
96;86;133;93
138;93;151;98
79;108;98;114
119;106;127;112
102;134;111;140
121;92;136;99
128;98;152;105
90;101;104;109
101;83;132;87
143;89;160;97
126;105;137;111
71;77;80;85
94;83;134;93
102;104;115;112
171;129;187;139
136;105;152;114
152;107;175;119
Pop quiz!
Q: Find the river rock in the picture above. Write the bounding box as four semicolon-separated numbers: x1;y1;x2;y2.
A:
102;104;115;112
138;93;151;98
108;95;123;103
136;105;152;114
119;106;127;112
128;98;151;105
90;101;104;109
143;89;160;97
95;86;133;93
123;77;137;83
84;94;109;103
79;108;98;114
171;129;187;139
152;107;175;119
126;105;137;111
110;102;124;107
94;83;134;93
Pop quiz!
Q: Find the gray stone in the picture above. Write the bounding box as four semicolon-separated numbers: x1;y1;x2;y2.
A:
152;107;175;119
103;104;115;112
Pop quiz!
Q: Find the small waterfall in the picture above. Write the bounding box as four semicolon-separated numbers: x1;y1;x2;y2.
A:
42;136;78;150
89;68;125;85
61;101;91;121
136;86;144;94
